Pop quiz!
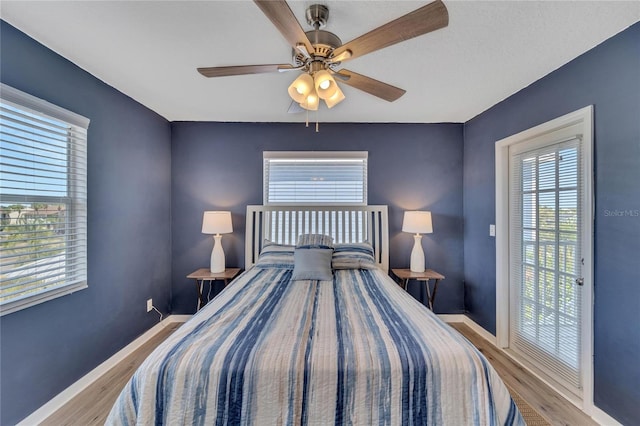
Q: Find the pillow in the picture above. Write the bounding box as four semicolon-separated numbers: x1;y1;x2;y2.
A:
255;242;295;269
297;244;334;250
262;239;293;249
292;248;333;281
296;234;334;248
332;242;377;270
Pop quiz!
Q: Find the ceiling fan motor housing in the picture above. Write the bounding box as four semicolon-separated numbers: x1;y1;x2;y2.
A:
293;4;343;68
293;30;342;64
306;4;329;29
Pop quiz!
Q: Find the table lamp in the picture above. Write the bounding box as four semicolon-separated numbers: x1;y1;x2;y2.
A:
402;211;433;273
202;211;233;273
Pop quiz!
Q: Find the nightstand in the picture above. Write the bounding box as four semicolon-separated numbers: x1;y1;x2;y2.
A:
391;268;445;310
186;268;241;310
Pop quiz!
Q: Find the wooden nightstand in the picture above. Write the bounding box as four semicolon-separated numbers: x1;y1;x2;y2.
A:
391;268;445;310
186;268;241;310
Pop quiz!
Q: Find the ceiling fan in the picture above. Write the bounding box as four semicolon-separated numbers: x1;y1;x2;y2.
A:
197;0;448;113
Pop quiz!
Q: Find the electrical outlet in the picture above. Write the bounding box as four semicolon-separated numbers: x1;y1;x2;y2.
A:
147;299;153;312
489;224;496;237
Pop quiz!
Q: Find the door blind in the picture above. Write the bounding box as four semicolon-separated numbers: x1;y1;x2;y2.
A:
509;136;583;392
264;151;367;205
0;84;88;315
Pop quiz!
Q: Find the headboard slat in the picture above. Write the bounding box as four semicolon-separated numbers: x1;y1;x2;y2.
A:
245;205;389;272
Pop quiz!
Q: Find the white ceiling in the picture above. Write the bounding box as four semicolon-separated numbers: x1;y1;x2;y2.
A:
1;1;638;123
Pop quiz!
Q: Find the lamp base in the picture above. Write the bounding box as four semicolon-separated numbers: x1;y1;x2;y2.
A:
410;234;425;273
210;234;225;273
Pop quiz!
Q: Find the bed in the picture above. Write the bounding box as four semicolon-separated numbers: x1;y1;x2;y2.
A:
107;205;523;425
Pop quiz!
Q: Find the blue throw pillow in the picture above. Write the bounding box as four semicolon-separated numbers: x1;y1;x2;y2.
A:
292;248;333;281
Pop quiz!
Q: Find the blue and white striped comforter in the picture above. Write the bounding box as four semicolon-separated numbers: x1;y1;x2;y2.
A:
107;267;523;425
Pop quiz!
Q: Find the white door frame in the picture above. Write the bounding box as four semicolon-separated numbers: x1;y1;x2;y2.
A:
495;105;594;412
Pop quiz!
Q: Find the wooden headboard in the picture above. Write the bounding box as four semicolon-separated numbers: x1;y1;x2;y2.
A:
245;205;389;272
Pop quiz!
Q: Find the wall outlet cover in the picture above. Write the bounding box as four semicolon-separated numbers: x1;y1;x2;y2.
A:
146;299;153;312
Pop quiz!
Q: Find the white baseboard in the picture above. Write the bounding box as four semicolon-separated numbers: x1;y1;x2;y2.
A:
18;315;190;426
591;405;623;426
169;314;192;323
437;313;497;345
439;313;624;426
436;313;466;322
462;316;497;346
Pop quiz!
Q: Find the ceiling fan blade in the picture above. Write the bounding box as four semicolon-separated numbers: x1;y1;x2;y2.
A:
336;69;406;102
331;0;448;62
254;0;314;54
197;64;293;78
288;100;305;114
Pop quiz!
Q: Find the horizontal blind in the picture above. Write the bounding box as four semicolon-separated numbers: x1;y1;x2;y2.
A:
264;151;367;205
509;136;583;392
0;84;88;315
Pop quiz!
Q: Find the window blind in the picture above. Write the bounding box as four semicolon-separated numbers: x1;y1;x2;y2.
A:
509;136;583;392
264;151;367;205
0;84;88;316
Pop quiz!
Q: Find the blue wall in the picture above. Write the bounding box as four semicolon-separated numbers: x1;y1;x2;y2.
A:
0;21;173;425
463;22;640;424
171;122;465;314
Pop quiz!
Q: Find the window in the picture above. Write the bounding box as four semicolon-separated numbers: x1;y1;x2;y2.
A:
263;151;367;205
0;84;89;316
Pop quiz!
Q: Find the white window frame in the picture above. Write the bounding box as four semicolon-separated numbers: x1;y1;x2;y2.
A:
0;83;89;316
495;105;593;412
263;151;368;205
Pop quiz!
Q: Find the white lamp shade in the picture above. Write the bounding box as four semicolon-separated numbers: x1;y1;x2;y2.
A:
202;211;233;235
300;89;319;111
325;85;345;108
288;74;314;103
314;70;338;100
402;211;433;234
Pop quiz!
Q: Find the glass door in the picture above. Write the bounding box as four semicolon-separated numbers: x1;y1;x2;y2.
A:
509;136;585;395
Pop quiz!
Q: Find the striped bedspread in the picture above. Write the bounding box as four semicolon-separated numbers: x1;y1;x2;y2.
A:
107;267;523;425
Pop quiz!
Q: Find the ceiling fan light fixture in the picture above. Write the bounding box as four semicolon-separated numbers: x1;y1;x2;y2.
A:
325;85;345;108
300;89;320;111
288;73;314;103
314;70;338;100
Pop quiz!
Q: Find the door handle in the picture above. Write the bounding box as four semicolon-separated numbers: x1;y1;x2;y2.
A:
575;277;584;286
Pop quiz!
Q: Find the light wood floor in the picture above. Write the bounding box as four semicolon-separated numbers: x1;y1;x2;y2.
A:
42;323;182;426
41;321;596;426
450;323;596;426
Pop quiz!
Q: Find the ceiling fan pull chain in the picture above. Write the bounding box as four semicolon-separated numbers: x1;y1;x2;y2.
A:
316;109;319;133
306;107;309;127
